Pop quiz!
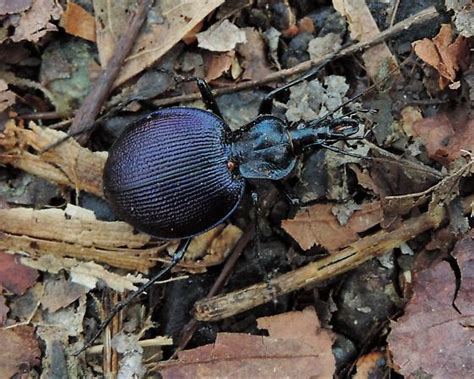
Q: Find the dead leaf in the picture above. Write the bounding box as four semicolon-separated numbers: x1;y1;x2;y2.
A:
0;78;15;111
0;326;41;378
413;24;469;89
412;110;474;164
236;28;273;81
11;0;62;42
388;231;474;378
41;277;88;312
93;0;224;86
61;2;96;42
204;51;235;82
0;0;32;15
197;19;246;52
333;0;398;81
0;294;8;325
158;308;335;378
282;201;383;251
307;33;342;61
0;252;39;295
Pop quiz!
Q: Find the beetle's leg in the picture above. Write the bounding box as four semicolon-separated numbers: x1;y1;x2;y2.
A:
319;142;373;160
258;60;330;115
272;181;302;206
74;238;192;355
193;78;224;119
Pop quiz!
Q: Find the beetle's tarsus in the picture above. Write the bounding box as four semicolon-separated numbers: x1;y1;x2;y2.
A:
74;238;191;356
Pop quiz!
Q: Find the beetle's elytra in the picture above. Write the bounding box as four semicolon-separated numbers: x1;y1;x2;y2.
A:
103;107;245;239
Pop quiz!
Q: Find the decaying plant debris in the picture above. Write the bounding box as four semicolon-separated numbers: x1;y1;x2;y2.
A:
0;1;473;378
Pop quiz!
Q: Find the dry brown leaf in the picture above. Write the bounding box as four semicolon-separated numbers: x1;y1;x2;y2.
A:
412;24;469;89
412;110;474;164
197;19;246;52
158;308;335;378
388;231;474;378
282;201;383;251
237;28;273;81
0;326;41;378
93;0;224;87
41;277;88;312
0;252;39;295
0;78;15;111
61;2;96;42
204;51;235;82
11;0;62;42
333;0;398;81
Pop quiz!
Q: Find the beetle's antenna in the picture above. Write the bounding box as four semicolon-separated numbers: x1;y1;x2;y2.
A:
39;125;97;153
317;64;401;125
319;142;374;160
74;238;192;355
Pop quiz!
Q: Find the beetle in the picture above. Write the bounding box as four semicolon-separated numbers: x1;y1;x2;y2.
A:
80;63;362;353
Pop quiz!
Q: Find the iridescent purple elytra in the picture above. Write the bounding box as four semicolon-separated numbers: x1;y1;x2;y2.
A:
103;107;245;239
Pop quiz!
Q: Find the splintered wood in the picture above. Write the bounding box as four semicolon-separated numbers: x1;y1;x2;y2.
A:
0;120;106;196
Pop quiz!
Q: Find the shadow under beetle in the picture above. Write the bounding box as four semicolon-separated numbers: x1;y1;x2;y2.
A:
81;63;362;352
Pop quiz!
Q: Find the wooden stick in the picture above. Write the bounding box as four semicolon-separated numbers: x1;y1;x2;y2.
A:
154;6;439;107
69;0;153;144
194;194;473;321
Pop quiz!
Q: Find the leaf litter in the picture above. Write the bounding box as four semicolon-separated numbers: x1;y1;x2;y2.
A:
0;1;472;378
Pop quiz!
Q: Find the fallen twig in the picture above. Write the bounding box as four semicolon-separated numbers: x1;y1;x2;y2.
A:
193;194;473;321
153;6;438;107
69;0;153;144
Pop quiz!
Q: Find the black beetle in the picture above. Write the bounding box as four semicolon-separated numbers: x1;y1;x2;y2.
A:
80;64;362;353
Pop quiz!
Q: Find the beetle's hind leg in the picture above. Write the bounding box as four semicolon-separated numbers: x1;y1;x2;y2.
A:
74;238;192;355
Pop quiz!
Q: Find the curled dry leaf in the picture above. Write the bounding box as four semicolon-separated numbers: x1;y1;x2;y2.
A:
388;231;474;379
412;23;469;89
282;201;383;251
197;19;247;52
60;2;96;42
158;308;335;379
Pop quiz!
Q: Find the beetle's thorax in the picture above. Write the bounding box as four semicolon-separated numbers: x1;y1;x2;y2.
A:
230;115;296;180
